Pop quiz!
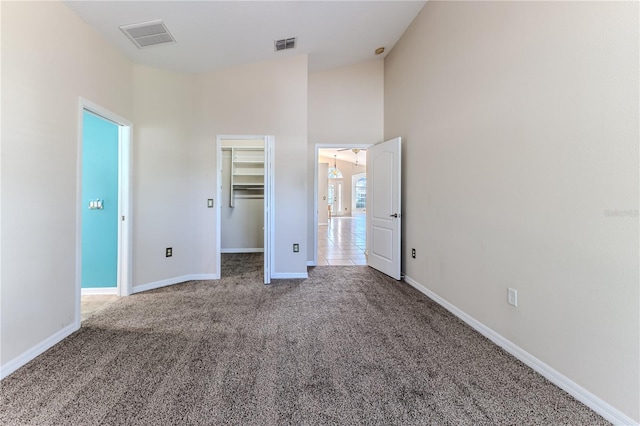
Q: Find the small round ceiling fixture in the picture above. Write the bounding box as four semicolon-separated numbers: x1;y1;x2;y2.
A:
375;47;385;55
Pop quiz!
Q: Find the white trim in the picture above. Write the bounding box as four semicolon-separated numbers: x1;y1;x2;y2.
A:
265;136;275;284
189;274;219;281
307;261;317;266
271;272;309;279
313;146;319;266
81;287;118;295
133;274;219;294
117;122;133;298
0;323;78;380
221;248;264;253
216;137;222;278
403;275;638;426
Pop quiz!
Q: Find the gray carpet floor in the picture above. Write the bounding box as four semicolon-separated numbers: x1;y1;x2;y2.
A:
1;254;607;425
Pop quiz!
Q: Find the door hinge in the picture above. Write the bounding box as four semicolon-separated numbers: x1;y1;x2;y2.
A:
122;215;125;221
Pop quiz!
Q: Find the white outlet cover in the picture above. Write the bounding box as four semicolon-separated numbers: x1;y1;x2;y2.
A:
508;288;518;307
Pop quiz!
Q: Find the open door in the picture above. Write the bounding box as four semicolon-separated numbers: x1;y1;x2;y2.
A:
367;137;401;280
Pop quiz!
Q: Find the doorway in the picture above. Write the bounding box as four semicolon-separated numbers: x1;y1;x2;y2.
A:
328;180;343;218
314;145;369;266
216;136;274;284
76;99;132;325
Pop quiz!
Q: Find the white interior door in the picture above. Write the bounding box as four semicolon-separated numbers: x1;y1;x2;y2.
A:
366;137;401;280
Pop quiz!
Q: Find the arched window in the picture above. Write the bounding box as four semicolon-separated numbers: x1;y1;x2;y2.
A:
355;177;366;209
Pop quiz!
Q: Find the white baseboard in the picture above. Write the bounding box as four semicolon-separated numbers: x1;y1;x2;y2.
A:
271;272;309;279
81;287;118;295
307;260;317;266
221;248;264;253
133;274;219;294
1;322;78;380
403;275;638;426
189;274;219;281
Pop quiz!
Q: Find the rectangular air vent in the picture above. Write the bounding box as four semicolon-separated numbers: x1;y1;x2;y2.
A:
274;37;296;52
120;20;175;49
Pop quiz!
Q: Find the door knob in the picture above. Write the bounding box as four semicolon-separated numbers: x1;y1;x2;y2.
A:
389;213;398;218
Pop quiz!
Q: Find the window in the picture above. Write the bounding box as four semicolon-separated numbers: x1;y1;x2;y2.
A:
355;178;366;209
328;184;335;212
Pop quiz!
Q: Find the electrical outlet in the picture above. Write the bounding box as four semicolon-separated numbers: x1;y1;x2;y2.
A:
207;199;214;208
166;247;173;257
411;248;416;259
508;288;518;307
293;243;299;253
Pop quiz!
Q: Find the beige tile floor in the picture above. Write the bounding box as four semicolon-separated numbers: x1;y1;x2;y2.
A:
81;294;119;321
317;212;367;266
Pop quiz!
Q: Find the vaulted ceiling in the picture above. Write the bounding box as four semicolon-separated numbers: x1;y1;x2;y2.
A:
64;1;425;74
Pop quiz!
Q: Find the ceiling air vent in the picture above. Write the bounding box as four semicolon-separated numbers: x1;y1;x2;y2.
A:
120;20;176;49
274;37;296;52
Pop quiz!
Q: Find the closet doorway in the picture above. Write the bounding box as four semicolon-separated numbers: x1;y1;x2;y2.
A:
216;136;274;284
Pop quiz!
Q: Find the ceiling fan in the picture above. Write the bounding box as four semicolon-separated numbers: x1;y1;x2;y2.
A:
337;148;367;153
337;148;366;166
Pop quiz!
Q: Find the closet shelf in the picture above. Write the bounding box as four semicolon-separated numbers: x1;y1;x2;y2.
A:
233;171;263;176
233;183;264;187
229;146;265;207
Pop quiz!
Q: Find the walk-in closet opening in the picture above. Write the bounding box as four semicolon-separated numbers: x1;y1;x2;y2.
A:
217;136;273;283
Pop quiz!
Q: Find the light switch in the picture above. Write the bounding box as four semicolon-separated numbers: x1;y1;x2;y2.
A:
88;199;104;210
207;199;214;208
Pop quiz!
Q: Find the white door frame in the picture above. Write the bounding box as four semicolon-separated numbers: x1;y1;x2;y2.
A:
312;143;370;266
216;135;274;283
75;98;133;327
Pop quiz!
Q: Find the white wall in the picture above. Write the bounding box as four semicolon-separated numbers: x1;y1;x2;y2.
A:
385;1;639;422
192;56;309;277
307;60;384;261
1;1;133;366
133;57;309;280
309;60;384;145
132;65;195;288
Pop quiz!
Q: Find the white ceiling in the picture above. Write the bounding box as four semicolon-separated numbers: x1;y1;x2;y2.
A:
319;148;367;166
63;1;425;74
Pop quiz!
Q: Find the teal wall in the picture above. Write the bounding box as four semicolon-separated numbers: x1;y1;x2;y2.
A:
81;110;119;288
